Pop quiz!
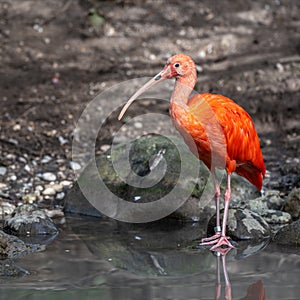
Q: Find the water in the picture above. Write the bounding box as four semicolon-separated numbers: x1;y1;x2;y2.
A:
1;215;300;300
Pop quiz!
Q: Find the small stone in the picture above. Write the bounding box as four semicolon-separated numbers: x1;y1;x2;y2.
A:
24;164;31;173
0;166;7;176
58;136;68;145
44;209;64;218
12;124;21;131
18;157;27;163
41;155;52;164
42;172;56;182
61;180;72;187
22;194;37;203
70;161;81;171
134;122;143;129
10;175;17;181
0;202;16;220
35;185;44;192
276;62;284;72
100;144;110;152
45;184;63;193
284;188;300;219
42;187;56;196
0;183;8;190
56;192;65;200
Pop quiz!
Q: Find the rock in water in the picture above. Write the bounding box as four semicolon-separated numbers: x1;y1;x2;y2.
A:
4;204;58;237
274;220;300;246
207;208;271;240
0;230;40;258
64;136;208;218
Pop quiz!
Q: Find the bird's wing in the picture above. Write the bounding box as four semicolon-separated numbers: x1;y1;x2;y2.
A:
188;93;266;189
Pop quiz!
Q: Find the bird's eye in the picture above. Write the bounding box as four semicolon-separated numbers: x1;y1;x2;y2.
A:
174;63;180;68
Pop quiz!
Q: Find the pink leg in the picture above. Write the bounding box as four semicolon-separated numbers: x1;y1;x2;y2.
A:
221;251;232;300
214;248;232;300
215;252;221;300
210;174;234;250
201;171;221;243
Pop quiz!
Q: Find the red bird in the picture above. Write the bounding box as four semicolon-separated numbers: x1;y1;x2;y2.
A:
118;54;266;249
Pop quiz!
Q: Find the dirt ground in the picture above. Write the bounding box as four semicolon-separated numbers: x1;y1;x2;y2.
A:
0;0;299;209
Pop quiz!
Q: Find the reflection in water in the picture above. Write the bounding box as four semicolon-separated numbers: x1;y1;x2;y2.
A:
240;280;266;300
213;247;266;300
1;216;300;299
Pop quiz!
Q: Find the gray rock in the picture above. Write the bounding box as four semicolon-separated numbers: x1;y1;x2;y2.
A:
64;136;264;221
0;260;29;278
0;230;40;258
207;208;271;240
284;188;300;219
241;190;284;212
260;209;292;224
0;201;16;220
3;204;59;236
274;220;300;246
64;136;208;219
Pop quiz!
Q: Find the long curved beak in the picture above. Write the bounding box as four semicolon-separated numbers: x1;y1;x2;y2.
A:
118;65;171;120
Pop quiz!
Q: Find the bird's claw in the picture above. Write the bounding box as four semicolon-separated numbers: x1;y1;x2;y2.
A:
201;233;221;243
210;236;235;251
199;235;235;251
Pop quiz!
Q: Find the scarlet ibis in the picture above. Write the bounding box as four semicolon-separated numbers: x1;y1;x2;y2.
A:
118;54;266;249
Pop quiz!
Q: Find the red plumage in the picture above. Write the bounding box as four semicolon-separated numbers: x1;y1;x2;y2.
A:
171;92;266;190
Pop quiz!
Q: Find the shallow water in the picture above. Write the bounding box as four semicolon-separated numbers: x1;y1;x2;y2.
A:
1;215;300;300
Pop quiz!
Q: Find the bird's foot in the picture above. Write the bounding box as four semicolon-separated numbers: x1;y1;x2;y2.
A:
201;233;221;243
210;236;235;251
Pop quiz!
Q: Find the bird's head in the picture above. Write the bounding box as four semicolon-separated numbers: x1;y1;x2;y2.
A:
163;54;196;79
118;54;196;120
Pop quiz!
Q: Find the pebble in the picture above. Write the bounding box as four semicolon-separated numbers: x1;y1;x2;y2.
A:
22;194;37;203
58;136;68;145
42;172;57;182
42;187;56;196
12;124;21;131
24;164;31;173
100;144;111;152
45;184;63;193
0;183;8;189
0;167;7;176
61;180;72;187
10;175;17;181
70;161;81;171
44;209;64;218
56;192;65;200
134;122;143;129
0;202;16;219
41;155;52;164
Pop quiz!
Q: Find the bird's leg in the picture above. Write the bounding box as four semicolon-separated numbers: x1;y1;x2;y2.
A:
221;251;232;300
210;174;235;250
215;251;221;300
201;171;221;243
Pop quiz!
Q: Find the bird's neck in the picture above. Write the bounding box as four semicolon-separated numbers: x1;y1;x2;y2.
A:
171;71;197;106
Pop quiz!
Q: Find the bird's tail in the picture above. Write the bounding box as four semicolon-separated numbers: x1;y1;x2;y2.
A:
236;163;265;191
